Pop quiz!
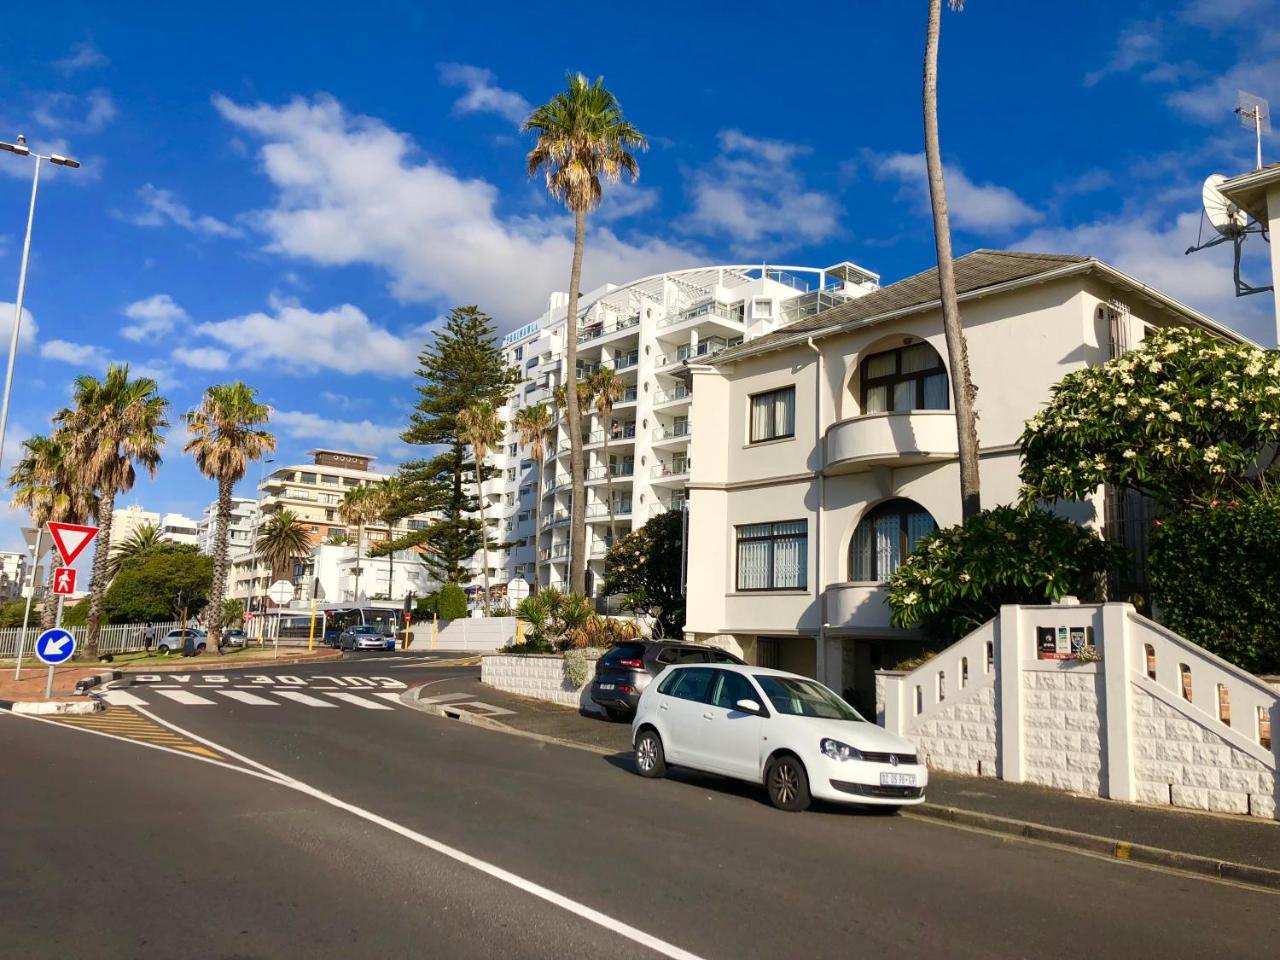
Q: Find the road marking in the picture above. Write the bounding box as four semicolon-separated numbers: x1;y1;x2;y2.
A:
102;689;150;707
324;691;392;710
372;692;406;705
219;690;279;706
420;692;472;705
44;707;224;759
275;691;339;708
154;689;217;705
105;706;710;960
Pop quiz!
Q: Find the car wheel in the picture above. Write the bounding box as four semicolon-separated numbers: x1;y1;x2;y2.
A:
158;644;170;654
766;754;811;812
604;707;631;723
196;642;206;651
634;729;667;779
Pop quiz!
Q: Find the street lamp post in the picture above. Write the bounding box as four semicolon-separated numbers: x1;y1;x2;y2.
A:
247;457;274;645
0;136;80;479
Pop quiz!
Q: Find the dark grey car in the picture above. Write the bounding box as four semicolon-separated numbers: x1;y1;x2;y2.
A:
590;640;745;720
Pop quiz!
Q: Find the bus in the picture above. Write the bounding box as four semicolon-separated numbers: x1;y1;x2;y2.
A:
321;606;404;645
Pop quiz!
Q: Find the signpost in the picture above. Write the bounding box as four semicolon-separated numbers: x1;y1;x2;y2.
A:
507;578;531;603
25;522;97;693
35;627;75;698
267;580;295;656
51;567;76;595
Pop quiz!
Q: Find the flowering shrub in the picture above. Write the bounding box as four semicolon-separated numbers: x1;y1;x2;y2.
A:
1149;495;1280;674
887;506;1126;641
1019;326;1280;510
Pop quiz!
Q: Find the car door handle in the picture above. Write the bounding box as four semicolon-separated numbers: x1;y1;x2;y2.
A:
658;703;668;711
702;712;714;720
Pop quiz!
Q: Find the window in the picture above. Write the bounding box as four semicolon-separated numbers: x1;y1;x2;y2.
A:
709;670;759;711
860;343;948;414
657;646;709;665
850;499;936;581
663;667;715;702
736;520;807;591
514;346;524;361
754;675;862;721
749;386;795;443
300;472;317;485
753;297;774;318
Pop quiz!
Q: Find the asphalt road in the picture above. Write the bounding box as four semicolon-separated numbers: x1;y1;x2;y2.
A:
5;653;1278;959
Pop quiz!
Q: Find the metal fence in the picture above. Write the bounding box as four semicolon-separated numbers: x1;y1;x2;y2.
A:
0;620;186;658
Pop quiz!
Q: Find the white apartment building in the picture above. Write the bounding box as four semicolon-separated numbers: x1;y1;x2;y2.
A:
300;543;438;605
0;550;26;602
109;504;199;547
196;496;258;560
230;449;434;606
683;250;1246;716
161;512;199;546
489;263;880;598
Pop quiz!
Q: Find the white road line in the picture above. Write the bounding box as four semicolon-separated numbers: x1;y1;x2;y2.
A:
113;707;710;960
324;691;393;710
274;691;339;708
372;692;406;705
419;692;472;704
101;690;150;707
219;690;279;706
154;690;217;705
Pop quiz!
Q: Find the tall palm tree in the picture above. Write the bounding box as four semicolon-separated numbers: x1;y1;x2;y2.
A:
55;365;169;658
183;381;275;647
8;431;95;630
374;475;408;601
458;401;505;616
588;367;627;551
513;402;553;592
524;73;646;597
107;522;164;578
924;0;981;519
254;509;311;592
340;485;377;602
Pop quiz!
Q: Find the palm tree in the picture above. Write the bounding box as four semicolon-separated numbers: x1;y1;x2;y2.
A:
524;73;646;597
8;431;95;630
183;382;275;647
55;365;169;658
374;475;408;603
254;509;311;592
513;402;553;592
924;0;981;520
340;485;377;602
588;367;627;551
107;522;164;578
458;401;505;616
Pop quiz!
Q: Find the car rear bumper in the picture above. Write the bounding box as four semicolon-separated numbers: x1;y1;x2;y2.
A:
589;681;640;713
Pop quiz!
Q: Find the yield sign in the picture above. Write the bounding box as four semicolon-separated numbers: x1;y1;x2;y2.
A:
47;522;99;566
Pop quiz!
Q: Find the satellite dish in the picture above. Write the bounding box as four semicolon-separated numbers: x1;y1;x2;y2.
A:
1203;174;1247;236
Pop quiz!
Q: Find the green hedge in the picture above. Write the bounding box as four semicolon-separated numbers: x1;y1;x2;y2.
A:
436;582;467;621
1150;496;1280;674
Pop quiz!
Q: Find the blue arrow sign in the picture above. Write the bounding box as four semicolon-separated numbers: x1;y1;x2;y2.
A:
35;628;76;665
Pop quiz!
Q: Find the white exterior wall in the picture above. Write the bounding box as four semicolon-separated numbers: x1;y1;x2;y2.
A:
197;496;258;560
109;504;160;546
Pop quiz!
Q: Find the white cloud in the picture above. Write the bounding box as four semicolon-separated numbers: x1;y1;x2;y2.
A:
171;346;230;371
438;63;530;125
33;90;117;134
272;409;405;457
596;182;661;223
40;339;110;366
122;293;188;341
54;41;109;73
679;129;839;255
195;299;420;376
1083;21;1165;87
129;183;243;238
0;303;39;349
212;94;700;326
871;151;1042;234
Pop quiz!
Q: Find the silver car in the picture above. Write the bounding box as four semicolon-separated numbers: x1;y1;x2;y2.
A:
339;625;393;652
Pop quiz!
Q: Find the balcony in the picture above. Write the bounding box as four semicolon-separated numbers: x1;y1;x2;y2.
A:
825;583;898;632
650;460;690;482
825;410;959;474
577;314;639;344
586;463;635;481
652;422;691;443
653;384;690;406
656;299;744;329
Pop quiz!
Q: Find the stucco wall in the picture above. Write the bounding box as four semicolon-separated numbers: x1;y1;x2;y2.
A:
481;654;603;714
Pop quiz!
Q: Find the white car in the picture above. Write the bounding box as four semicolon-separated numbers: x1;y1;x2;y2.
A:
159;628;207;654
631;664;927;812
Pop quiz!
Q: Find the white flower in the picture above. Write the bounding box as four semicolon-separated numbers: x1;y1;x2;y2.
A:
902;592;920;605
958;573;971;583
1203;447;1219;463
1122;449;1137;459
1167;411;1182;422
1114;395;1128;407
1177;438;1191;449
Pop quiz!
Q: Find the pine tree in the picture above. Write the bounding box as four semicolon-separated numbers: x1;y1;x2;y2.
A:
394;306;518;584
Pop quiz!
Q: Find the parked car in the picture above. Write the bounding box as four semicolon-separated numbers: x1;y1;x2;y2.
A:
222;629;248;648
631;664;927;812
590;640;744;721
339;625;395;652
159;628;207;654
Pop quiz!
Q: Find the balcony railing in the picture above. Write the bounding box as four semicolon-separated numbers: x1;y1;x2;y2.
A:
651;460;690;479
656;299;744;328
586;463;635;480
778;289;850;324
653;384;690;405
825;410;959;474
616;385;638;404
585;424;637;444
610;350;639;371
576;314;639;344
653;422;691;441
657;336;742;367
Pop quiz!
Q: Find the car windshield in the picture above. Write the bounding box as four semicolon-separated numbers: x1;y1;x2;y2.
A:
353;626;381;634
753;676;863;722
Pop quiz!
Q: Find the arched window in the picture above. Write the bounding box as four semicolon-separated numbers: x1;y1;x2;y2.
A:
859;342;948;414
850;498;937;581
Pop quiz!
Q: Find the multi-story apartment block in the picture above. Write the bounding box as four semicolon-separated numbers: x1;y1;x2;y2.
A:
683;250;1246;716
0;550;26;602
160;512;200;546
489;263;880;599
109;504;199;547
196;496;259;561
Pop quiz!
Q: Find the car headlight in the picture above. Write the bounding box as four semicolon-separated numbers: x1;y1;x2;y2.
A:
820;738;862;762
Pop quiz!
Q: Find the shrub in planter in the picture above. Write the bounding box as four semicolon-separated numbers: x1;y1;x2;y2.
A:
887;505;1126;641
436;583;467;621
1150;495;1280;674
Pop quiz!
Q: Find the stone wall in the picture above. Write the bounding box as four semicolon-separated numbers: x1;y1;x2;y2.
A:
1021;665;1106;795
481;653;603;714
909;684;997;777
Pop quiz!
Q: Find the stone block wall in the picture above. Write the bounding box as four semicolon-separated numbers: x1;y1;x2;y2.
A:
481;654;602;714
1132;684;1275;818
1022;666;1106;796
908;684;997;777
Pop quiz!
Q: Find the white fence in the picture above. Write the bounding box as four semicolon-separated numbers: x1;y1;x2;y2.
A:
880;603;1279;820
0;620;188;658
407;617;517;652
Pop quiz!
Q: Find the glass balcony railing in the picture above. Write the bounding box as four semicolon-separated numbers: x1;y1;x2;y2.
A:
653;384;690;404
651;460;691;479
577;314;640;344
657;299;744;328
653;422;691;441
586;463;635;480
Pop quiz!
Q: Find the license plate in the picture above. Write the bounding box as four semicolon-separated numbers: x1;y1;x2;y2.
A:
598;683;616;690
880;772;916;787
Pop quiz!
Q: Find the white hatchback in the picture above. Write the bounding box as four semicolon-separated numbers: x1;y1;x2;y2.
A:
631;664;927;812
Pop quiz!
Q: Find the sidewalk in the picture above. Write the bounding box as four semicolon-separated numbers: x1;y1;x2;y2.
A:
0;664;108;702
407;672;1280;882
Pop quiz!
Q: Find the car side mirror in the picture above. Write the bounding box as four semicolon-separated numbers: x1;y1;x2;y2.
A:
735;698;765;716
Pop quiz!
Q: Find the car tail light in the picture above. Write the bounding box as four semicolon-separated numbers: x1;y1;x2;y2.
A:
617;685;634;693
617;658;643;669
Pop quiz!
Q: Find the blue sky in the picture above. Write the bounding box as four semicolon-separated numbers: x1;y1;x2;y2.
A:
0;0;1277;557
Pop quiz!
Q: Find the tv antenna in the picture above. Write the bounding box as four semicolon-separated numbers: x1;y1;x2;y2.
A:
1184;174;1272;297
1235;90;1270;170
